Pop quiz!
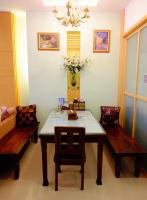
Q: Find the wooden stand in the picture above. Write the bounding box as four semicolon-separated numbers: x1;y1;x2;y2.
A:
68;110;78;120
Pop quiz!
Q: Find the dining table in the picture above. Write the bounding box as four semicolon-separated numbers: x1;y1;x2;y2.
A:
39;110;106;186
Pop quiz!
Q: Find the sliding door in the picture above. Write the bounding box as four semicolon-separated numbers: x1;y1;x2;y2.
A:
124;33;138;136
135;26;147;146
123;22;147;169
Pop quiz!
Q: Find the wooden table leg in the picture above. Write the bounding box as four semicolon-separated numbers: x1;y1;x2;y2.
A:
96;137;105;185
41;139;49;186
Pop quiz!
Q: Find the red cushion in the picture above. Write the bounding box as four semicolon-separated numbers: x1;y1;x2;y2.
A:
16;104;38;126
100;106;120;126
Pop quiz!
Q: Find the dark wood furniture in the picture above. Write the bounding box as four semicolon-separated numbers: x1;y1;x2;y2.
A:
54;126;86;191
40;131;105;186
0;124;39;179
103;125;147;177
61;101;85;111
39;110;106;187
73;101;85;111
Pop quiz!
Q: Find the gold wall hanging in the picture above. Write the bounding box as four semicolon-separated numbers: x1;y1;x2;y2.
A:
67;31;80;101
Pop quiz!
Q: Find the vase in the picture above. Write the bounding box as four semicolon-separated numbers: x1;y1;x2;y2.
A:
71;73;76;86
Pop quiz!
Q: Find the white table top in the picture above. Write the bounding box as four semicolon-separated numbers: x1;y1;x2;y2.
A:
39;110;106;136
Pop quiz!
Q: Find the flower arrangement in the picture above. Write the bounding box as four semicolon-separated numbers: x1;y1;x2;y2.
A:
63;56;90;74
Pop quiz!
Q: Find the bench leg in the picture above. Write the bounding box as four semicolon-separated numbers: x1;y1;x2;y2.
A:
115;156;121;178
33;129;38;143
14;162;20;180
135;156;141;177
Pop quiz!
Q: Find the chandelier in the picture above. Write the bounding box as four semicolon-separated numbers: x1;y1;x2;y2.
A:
52;0;90;27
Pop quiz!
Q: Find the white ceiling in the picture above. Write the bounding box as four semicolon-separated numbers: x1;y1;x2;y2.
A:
43;0;99;6
0;0;132;12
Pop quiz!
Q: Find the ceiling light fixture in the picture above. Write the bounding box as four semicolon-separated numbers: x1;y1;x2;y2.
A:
52;0;90;27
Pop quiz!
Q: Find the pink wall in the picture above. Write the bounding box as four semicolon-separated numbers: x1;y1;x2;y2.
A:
124;0;147;32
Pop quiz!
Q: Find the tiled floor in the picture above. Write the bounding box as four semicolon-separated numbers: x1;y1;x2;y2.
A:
0;142;147;200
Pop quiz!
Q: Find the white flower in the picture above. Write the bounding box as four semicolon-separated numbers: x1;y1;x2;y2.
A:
63;56;90;74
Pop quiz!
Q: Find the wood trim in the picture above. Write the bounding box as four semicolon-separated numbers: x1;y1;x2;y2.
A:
125;22;147;41
137;95;147;102
121;39;128;127
124;92;134;97
124;92;147;102
124;15;147;38
118;11;125;125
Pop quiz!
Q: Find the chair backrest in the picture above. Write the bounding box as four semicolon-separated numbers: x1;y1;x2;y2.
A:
100;106;120;126
73;101;85;111
55;126;85;160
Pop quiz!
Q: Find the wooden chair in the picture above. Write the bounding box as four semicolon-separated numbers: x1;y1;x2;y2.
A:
54;126;86;191
73;101;85;111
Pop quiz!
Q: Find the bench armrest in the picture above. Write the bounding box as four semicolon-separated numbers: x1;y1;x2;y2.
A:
0;113;16;140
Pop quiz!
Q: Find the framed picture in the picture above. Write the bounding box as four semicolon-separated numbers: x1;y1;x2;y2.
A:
93;30;110;53
38;32;60;50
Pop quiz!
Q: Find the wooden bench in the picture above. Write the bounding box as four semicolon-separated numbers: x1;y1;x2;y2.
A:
0;124;39;179
103;125;147;178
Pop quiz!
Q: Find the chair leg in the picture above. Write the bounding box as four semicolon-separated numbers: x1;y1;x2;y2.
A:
81;164;84;190
58;165;62;173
